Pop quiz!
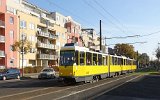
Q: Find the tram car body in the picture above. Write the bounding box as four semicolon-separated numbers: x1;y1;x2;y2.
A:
59;43;137;83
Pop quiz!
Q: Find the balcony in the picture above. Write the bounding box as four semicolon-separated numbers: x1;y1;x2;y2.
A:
0;20;5;28
37;42;57;50
37;31;49;38
0;65;5;69
0;35;5;43
49;34;58;39
0;50;5;57
37;31;58;39
37;54;58;60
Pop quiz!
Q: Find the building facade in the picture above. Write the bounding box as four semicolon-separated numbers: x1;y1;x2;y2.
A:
66;17;82;46
0;0;105;69
0;0;18;69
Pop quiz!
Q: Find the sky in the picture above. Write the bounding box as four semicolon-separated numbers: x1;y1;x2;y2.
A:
27;0;160;60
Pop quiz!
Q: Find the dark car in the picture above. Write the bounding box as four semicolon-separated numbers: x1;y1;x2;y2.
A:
38;68;56;79
0;68;20;80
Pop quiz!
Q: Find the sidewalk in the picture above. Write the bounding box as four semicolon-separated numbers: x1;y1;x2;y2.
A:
23;72;59;79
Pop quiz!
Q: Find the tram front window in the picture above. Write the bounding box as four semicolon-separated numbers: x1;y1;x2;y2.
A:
60;51;75;66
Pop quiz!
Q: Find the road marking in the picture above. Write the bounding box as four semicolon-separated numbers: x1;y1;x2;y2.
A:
54;75;142;100
89;75;142;100
0;80;58;99
24;74;136;100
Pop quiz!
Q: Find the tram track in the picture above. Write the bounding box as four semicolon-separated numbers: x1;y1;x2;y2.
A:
0;73;143;100
0;73;140;100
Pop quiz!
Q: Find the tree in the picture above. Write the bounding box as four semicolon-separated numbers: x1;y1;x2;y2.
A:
155;47;160;70
12;39;32;77
138;53;149;67
156;47;160;61
114;43;136;59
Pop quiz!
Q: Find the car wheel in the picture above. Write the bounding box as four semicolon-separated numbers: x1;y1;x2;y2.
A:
3;76;6;80
17;75;20;79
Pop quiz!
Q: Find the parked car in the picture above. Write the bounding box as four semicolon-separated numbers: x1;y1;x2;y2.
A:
0;68;20;80
38;68;56;79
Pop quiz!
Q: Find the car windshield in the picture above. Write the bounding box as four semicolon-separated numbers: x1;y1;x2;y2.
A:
60;50;75;66
42;69;53;72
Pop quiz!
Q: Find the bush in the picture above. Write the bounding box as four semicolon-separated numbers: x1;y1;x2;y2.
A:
23;66;43;73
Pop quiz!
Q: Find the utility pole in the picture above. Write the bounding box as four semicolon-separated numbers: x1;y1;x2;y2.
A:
137;50;139;69
100;20;102;51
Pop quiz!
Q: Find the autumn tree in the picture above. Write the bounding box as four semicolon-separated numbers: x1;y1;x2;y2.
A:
114;43;136;59
12;38;32;76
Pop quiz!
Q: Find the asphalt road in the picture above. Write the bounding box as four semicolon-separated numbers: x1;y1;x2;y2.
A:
0;73;159;100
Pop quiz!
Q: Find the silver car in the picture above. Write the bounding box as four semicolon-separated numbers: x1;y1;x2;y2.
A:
38;68;56;79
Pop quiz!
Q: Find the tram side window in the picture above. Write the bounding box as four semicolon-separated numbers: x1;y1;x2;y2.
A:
133;61;136;65
75;51;79;65
126;60;129;65
121;58;124;65
118;58;122;65
129;60;131;65
98;54;102;65
103;57;106;65
93;53;97;65
115;57;118;65
80;52;85;65
86;52;92;65
124;59;126;65
112;57;115;65
106;56;108;65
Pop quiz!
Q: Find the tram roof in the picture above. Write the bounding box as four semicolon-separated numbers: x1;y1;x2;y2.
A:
61;46;90;52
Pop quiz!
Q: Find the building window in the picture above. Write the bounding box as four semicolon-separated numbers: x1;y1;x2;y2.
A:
56;32;60;36
29;35;35;42
29;23;35;30
10;45;13;51
20;20;27;28
10;30;14;39
10;17;14;24
56;16;59;21
20;33;27;40
10;59;14;67
13;0;20;4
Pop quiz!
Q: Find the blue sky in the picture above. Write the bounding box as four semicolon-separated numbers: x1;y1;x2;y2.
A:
28;0;160;60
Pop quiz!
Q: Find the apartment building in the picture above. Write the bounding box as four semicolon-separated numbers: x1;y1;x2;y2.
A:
0;0;102;69
66;16;82;46
81;28;106;52
19;1;58;68
0;0;18;69
0;0;61;69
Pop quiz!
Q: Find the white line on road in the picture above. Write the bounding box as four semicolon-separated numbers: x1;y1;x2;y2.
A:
89;75;142;100
0;80;57;99
53;75;142;100
24;74;136;100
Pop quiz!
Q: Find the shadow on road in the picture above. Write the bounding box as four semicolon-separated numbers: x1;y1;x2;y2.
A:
94;75;160;100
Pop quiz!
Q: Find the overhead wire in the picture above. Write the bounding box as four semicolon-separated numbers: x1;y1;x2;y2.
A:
83;0;126;34
45;0;98;28
106;41;147;46
93;0;129;32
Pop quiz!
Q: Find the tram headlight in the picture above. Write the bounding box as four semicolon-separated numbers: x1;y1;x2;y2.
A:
70;73;72;75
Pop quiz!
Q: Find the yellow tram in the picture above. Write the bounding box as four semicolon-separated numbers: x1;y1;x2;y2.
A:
59;43;137;83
